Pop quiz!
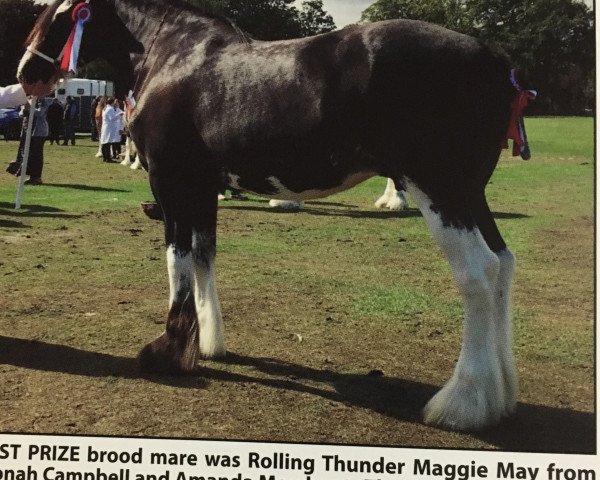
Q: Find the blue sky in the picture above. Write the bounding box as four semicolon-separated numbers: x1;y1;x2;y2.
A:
295;0;373;27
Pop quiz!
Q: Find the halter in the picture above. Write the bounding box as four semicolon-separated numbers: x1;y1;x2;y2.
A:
27;0;92;74
26;45;61;65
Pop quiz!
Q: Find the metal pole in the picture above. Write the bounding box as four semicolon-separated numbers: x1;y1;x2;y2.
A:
15;96;37;210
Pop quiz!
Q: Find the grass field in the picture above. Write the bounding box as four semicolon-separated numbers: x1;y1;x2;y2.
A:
0;117;595;452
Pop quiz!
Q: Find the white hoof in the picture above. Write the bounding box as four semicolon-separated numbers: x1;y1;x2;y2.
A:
199;342;226;359
423;361;512;430
268;199;304;210
120;157;132;166
374;194;389;208
386;192;409;210
95;151;103;158
130;159;142;170
375;192;408;210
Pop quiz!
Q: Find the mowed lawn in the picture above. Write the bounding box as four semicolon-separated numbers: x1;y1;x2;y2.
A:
0;117;595;452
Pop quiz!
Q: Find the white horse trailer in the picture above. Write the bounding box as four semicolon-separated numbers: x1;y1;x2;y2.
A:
54;78;115;131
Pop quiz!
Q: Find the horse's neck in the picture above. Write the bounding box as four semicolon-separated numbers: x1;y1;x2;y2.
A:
112;0;227;49
111;0;167;61
110;0;231;77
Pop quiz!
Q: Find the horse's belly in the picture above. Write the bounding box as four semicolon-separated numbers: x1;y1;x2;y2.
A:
227;170;375;200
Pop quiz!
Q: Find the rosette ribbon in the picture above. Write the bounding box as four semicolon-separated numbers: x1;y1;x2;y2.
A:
60;2;93;74
503;69;537;160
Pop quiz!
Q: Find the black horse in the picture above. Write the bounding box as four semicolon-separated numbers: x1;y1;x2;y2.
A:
18;0;523;431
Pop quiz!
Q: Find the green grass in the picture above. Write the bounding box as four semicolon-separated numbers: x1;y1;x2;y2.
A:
0;117;594;446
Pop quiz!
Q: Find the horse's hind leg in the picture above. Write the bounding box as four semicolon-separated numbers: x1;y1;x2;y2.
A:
471;189;518;414
374;178;408;210
404;179;513;430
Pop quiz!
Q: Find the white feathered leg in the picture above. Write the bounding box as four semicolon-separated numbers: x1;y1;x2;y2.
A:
374;178;408;210
120;137;133;166
268;199;304;210
405;180;514;430
192;230;225;358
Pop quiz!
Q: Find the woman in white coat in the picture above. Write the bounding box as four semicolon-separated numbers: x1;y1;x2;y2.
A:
100;97;124;163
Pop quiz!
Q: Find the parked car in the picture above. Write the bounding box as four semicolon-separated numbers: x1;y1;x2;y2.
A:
0;107;22;140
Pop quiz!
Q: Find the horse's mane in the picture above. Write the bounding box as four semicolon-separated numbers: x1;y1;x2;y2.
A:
26;0;63;45
27;0;250;47
146;0;251;43
158;0;224;18
158;0;251;43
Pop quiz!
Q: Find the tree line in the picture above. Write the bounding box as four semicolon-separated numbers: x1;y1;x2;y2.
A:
361;0;594;114
0;0;593;114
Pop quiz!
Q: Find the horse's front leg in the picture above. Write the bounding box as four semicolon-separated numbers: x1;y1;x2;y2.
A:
139;166;224;373
192;223;225;359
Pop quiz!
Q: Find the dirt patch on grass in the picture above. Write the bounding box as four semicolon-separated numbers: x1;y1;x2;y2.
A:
0;203;595;453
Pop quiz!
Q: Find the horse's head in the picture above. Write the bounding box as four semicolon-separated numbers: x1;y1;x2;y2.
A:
18;0;144;94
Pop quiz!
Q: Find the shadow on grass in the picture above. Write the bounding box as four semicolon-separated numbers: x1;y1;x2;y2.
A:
0;202;82;220
0;336;592;453
221;204;424;220
41;183;130;193
230;198;359;208
0;219;31;228
222;204;529;221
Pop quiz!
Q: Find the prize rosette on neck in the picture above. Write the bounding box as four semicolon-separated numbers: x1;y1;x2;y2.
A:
60;2;93;74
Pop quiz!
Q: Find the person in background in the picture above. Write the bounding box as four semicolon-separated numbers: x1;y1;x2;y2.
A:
5;103;32;176
47;98;63;145
100;97;124;163
112;98;125;159
62;96;78;145
25;97;49;184
94;96;106;158
90;96;99;141
5;98;49;184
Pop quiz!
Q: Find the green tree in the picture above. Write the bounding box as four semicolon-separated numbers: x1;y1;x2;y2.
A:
361;0;468;31
0;0;44;86
220;0;304;39
360;0;594;114
187;0;336;39
78;59;119;84
299;0;336;36
465;0;594;114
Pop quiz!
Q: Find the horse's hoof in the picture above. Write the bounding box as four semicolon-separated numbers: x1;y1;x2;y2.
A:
141;201;164;221
138;333;198;374
423;374;507;430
